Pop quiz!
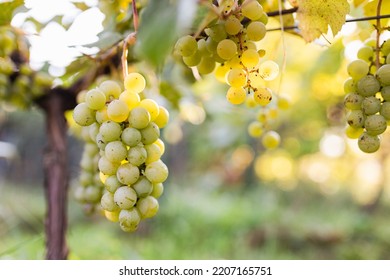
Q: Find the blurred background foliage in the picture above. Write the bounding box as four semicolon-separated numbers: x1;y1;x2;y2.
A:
1;0;390;259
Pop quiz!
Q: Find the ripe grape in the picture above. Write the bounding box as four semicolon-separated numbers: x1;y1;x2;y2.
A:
119;208;141;232
154;106;169;128
127;145;147;166
254;88;272;106
227;68;247;87
358;132;380;153
151;183;164;198
140;99;160;121
361;96;381;115
241;49;260;68
241;0;263;20
347;59;369;80
73;103;96;126
364;114;387;135
104;141;127;163
121;127;142;147
128;107;151;129
99;121;122;142
376;64;390;86
344;93;363;110
132;176;153;198
107;99;130;122
226;86;246;105
345;126;364;139
357;46;374;62
217;39;237;60
248;121;263;137
101;192;119;212
124;72;146;94
116;162;140;185
357;75;380;97
247;21;266;41
145;160;169;183
174;35;197;57
380;102;390;120
258;61;279;81
99;80;121;100
346;110;365;128
225;16;242;35
137;196;159;219
262;130;280;149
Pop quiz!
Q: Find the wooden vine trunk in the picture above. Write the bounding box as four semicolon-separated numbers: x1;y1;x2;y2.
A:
41;93;69;260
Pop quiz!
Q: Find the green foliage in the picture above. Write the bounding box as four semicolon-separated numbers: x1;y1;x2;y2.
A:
0;0;24;26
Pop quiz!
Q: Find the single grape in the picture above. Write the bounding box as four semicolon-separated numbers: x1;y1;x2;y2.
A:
241;49;260;68
140;122;160;144
345;126;364;139
116;162;140;185
114;186;137;210
227;68;247;87
381;40;390;56
128;106;151;129
154;138;165;154
357;75;380;97
277;95;291;110
98;156;120;175
119;208;141;232
99;121;122;142
107;99;130;123
84;185;102;203
380;102;390;120
96;107;109;124
258;61;279;81
364;114;387;135
127;145;147;166
358;132;380;153
104;175;122;193
145;143;162;164
261;131;280;149
144;160;169;184
344;78;357;93
344;93;363;110
132;176;153;198
361;96;381;115
73;103;96;126
215;63;230;83
174;35;198;57
357;46;374;62
241;0;263;20
224;16;242;35
254;88;272;106
226;86;247;105
99;80;121;100
217;39;237;60
151;183;164;198
154;106;169;128
121;127;142;147
196;56;216;74
183;51;201;67
246;21;266;41
104;141;128;163
137;196;159;219
248;121;263;137
346;110;365;128
101;191;119;212
140;99;160;121
376;64;390;86
347;59;369;80
205;24;227;42
381;86;390;100
119;91;140;110
104;210;120;222
124;72;146;94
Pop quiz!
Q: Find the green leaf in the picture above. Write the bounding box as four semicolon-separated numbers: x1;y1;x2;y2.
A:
0;0;24;26
297;0;350;42
135;0;197;67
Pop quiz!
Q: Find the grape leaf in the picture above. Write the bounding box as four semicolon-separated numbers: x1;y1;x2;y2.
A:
0;0;24;26
297;0;350;42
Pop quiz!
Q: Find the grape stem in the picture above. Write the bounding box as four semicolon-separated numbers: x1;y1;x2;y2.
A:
375;0;383;70
122;32;137;79
132;0;139;32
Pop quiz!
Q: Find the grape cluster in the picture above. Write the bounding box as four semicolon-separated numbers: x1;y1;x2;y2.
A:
73;73;169;232
0;27;53;109
344;39;390;153
246;93;290;149
174;0;279;106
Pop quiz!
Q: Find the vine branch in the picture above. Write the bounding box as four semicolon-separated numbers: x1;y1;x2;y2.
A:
375;0;383;70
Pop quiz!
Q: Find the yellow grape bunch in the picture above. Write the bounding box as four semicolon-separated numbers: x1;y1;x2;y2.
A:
72;73;169;232
174;0;279;106
344;39;390;153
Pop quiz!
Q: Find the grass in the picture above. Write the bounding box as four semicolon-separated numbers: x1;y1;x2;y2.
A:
1;180;390;260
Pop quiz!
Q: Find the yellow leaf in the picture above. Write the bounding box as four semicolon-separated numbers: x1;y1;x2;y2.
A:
353;0;366;7
297;0;350;42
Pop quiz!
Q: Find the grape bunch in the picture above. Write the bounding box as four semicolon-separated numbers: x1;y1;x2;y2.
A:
73;73;169;232
174;0;279;106
344;39;390;153
0;27;53;109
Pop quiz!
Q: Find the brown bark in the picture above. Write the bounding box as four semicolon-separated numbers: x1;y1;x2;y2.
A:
41;93;69;260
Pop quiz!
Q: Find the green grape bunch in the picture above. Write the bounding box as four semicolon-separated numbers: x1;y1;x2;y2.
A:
343;39;390;153
73;73;169;232
174;0;289;150
0;26;53;109
174;0;279;106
